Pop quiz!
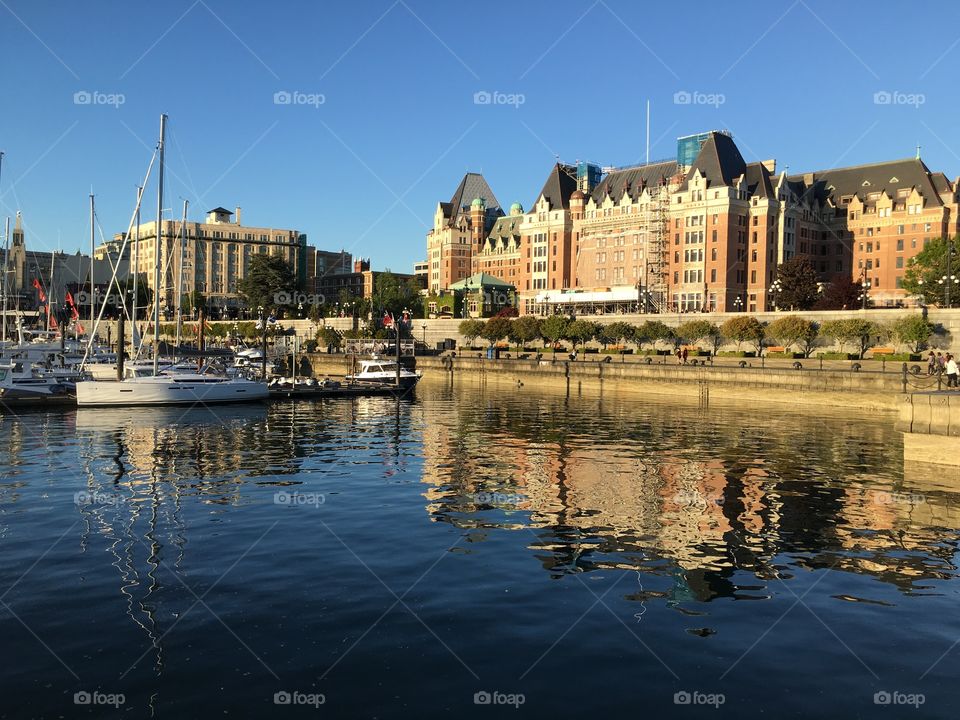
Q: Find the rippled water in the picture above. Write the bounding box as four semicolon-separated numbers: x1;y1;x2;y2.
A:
1;378;958;718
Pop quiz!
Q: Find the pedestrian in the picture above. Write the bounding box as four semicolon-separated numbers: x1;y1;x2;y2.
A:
937;351;945;370
681;347;689;364
676;348;683;365
928;351;938;375
947;354;959;388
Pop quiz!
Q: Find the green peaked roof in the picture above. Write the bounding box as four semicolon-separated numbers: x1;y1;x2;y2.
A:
449;272;514;290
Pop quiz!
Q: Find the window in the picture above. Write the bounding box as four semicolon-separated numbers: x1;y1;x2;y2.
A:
897;225;904;234
710;269;716;282
896;239;904;251
711;248;717;261
896;256;903;268
711;230;718;242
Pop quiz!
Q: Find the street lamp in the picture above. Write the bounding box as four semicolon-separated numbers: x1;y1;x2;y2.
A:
733;296;743;312
421;322;427;346
858;279;871;310
937;274;957;308
768;279;783;310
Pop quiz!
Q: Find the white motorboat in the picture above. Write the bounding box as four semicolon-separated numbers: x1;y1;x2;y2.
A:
346;358;420;390
75;365;268;407
0;362;76;399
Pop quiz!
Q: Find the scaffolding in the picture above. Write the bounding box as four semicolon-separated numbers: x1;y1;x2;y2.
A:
643;177;671;312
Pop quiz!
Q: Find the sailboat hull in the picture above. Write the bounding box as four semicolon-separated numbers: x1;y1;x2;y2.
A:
75;377;268;407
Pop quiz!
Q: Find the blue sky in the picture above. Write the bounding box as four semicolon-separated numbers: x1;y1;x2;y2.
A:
1;0;958;271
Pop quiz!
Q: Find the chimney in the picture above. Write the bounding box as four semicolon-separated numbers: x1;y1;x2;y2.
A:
803;173;815;186
235;206;242;225
761;159;776;173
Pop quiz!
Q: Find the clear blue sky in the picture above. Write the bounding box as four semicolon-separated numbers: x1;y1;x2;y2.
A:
1;0;958;272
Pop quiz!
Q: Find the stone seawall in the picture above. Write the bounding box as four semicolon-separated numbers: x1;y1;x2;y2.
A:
305;353;906;410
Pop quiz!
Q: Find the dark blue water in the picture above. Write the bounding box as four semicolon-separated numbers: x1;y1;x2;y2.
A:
1;379;958;718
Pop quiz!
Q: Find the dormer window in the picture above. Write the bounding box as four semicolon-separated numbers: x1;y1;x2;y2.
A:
862;180;871;187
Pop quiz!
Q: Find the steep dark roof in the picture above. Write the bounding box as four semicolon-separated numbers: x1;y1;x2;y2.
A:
787;157;944;207
743;162;774;199
488;215;523;240
589;159;678;203
683;132;746;188
446;172;501;225
534;163;578;209
449;272;514;290
207;207;233;215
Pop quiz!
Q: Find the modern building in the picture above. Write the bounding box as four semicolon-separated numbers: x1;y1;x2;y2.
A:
427;131;960;312
306;248;352;294
314;257;417;309
106;206;307;315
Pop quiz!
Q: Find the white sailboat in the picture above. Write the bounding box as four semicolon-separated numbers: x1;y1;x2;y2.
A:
75;114;268;407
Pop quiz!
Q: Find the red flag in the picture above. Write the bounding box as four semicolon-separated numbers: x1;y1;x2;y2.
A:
48;311;58;330
31;278;46;303
65;292;79;320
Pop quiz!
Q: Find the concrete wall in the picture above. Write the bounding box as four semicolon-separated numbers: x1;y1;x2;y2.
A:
304;352;907;410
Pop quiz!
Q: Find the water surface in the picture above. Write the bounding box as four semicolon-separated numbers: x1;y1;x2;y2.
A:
1;379;957;718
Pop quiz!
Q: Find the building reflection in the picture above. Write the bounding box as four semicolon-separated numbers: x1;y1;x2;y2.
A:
420;391;960;601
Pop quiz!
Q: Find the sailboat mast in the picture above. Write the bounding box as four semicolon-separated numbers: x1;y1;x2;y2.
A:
47;250;55;333
132;185;141;351
89;193;95;334
153;114;167;376
1;216;8;348
175;199;187;354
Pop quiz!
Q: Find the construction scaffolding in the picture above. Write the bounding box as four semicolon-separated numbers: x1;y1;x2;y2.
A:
643;177;671;312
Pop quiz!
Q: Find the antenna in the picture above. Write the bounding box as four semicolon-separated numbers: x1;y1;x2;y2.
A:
645;100;650;165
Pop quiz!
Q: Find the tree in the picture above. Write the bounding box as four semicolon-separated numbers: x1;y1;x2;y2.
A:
891;314;935;353
316;326;342;350
495;306;519;318
633;320;673;350
604;321;635;349
677;319;721;353
814;275;861;310
721;316;765;352
541;315;571;356
903;236;959;306
480;317;512;346
238;253;297;314
510;315;542;347
766;316;818;357
458;319;485;347
565;319;598;349
820;319;888;358
775;257;821;310
181;290;206;316
372;271;423;321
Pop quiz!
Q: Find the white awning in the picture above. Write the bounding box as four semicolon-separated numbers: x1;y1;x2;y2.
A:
535;287;639;305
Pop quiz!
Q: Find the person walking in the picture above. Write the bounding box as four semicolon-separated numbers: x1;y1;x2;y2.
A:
928;351;938;375
681;347;689;365
946;354;959;389
937;352;946;371
676;348;683;365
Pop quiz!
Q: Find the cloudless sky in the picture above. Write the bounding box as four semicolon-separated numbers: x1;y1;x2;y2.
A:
1;0;959;271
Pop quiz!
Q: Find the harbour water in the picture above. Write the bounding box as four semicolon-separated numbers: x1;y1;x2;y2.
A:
1;379;958;717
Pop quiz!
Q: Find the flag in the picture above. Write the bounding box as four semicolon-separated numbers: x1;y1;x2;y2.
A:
31;278;46;303
65;292;80;319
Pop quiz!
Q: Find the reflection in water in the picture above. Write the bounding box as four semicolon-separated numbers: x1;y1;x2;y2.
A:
2;383;960;717
420;386;960;603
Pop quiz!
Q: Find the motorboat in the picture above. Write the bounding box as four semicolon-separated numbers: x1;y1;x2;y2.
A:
0;361;77;400
346;358;420;390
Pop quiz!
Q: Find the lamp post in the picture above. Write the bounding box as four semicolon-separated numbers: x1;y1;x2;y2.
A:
733;296;743;312
937;274;957;308
768;279;783;311
421;322;427;347
858;279;871;310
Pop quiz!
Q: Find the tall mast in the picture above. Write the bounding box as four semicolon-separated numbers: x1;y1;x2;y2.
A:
153;114;167;375
89;193;95;334
175;198;187;353
132;185;142;351
1;216;8;348
47;249;55;333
